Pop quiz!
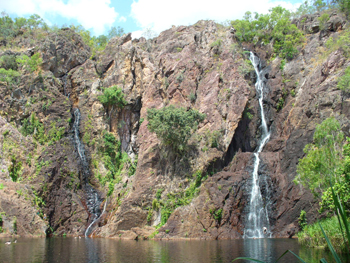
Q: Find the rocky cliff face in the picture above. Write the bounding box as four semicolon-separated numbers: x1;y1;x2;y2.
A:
0;14;348;239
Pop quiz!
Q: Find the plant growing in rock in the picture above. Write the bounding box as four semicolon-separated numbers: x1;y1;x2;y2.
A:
338;66;350;92
98;85;126;130
0;68;20;86
147;105;205;154
318;13;330;31
16;53;42;73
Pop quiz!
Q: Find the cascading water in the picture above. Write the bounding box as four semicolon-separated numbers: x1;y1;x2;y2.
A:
244;52;271;239
72;108;103;237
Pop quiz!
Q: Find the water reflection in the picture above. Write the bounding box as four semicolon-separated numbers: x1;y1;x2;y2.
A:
0;237;348;263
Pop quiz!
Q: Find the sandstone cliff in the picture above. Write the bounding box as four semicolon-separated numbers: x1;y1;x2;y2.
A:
0;13;348;239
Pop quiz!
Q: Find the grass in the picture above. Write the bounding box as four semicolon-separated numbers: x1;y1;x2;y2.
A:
298;216;348;253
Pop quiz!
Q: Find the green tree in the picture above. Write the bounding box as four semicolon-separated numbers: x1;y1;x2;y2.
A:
98;86;126;130
337;66;350;92
295;117;344;195
231;6;304;59
147;105;206;153
108;26;124;39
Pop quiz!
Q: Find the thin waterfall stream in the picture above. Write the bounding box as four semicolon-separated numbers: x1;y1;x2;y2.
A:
244;52;271;239
72;108;103;237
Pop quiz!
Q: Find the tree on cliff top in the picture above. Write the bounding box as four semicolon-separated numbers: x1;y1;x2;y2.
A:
147;105;206;154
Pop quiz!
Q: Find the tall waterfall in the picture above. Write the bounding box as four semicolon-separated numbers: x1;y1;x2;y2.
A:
72;108;103;237
244;52;271;239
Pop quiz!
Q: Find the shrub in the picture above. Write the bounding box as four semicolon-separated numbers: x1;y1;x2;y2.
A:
0;68;20;86
0;55;18;70
298;210;307;230
16;53;42;73
98;85;126;118
9;156;22;182
231;7;304;59
210;39;223;47
338;66;350;92
147;105;206;153
318;13;330;31
295;117;344;195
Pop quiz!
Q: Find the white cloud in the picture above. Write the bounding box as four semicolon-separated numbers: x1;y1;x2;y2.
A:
119;16;127;23
131;30;143;39
131;0;302;35
2;0;118;35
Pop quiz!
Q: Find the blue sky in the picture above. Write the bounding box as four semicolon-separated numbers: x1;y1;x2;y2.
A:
2;0;305;38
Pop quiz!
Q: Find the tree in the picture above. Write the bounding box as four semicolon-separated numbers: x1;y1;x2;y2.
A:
108;26;124;40
98;86;126;130
295;117;344;195
147;105;206;154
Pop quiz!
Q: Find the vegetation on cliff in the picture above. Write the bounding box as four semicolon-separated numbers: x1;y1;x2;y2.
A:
147;105;206;154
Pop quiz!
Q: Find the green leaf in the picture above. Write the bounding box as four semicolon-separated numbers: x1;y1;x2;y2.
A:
319;222;342;263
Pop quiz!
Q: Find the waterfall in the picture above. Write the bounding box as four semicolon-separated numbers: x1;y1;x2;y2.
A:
244;52;271;239
72;108;103;237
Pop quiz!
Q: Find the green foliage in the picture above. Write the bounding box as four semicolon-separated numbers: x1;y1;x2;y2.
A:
337;66;350;92
318;13;330;31
188;92;196;103
210;39;223;47
0;55;18;70
16;53;42;72
149;230;159;239
231;7;304;59
147;105;206;154
0;68;20;86
108;26;125;39
98;86;126;114
157;171;207;227
210;208;223;221
276;97;285;111
298;210;307;230
320;181;350;214
147;208;153;222
238;59;254;76
204;129;221;148
325;29;350;57
298;216;348;253
0;183;3;190
156;188;164;199
9;156;22;182
295;117;344;195
96;132;136;196
21;113;65;145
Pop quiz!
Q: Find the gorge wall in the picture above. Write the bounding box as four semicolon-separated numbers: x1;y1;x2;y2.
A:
0;12;348;239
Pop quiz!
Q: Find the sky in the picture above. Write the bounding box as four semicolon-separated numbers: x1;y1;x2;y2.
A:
1;0;305;38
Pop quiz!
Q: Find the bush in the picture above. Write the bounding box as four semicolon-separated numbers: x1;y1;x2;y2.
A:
231;7;304;59
298;210;307;230
318;13;330;31
338;66;350;92
0;55;18;70
98;85;126;116
16;53;42;73
0;68;20;86
147;105;205;153
295;117;344;195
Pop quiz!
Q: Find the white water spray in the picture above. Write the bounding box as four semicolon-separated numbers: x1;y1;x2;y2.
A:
85;198;108;237
244;52;271;239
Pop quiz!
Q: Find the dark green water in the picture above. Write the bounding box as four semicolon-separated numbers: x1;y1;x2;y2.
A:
0;237;347;263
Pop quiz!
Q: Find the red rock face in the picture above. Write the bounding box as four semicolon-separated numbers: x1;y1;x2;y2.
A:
0;13;349;239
